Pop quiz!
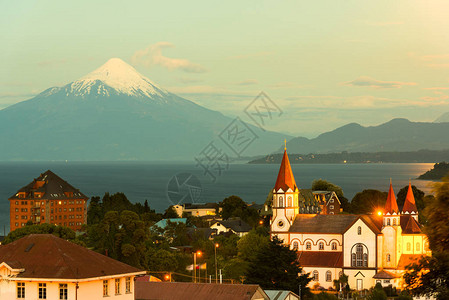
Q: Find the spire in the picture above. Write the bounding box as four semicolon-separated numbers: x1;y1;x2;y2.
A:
402;181;418;213
274;147;297;192
384;179;399;214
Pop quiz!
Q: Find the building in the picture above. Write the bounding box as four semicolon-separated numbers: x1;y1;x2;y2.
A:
270;148;430;291
173;203;219;217
210;218;251;237
312;190;342;214
0;234;146;299
135;282;269;300
265;290;300;300
9;170;88;232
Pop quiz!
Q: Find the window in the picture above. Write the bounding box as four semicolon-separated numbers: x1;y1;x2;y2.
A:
393;218;397;226
407;243;411;251
39;283;47;299
330;199;334;203
115;278;121;295
384;279;390;284
387;219;391;226
313;270;319;281
326;271;332;282
125;277;131;293
59;284;68;300
306;242;311;250
319;242;324;250
416;243;420;251
351;243;368;267
292;241;299;251
17;282;25;298
279;196;283;207
329;205;334;210
288;196;292;207
103;280;109;296
386;254;391;262
357;226;362;235
332;242;337;250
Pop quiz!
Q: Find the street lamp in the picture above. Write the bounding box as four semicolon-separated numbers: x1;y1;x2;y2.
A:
214;243;219;283
193;250;202;283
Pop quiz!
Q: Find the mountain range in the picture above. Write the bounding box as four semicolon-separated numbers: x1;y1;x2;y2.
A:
284;118;449;154
0;58;288;161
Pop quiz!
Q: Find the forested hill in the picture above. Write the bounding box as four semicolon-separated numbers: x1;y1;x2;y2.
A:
418;162;449;180
248;149;449;164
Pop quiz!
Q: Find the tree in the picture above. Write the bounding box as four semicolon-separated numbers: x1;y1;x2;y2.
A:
349;189;387;214
3;223;76;244
313;292;338;300
403;177;449;299
245;237;311;297
164;206;180;218
218;195;260;226
396;185;425;212
312;179;350;211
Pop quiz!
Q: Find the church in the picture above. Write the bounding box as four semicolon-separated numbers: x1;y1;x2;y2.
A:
270;147;430;291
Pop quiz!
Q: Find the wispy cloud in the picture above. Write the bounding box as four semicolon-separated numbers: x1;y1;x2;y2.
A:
268;82;307;89
236;79;258;86
409;52;449;68
227;51;272;60
423;87;449;90
342;76;416;89
366;21;404;26
131;42;207;73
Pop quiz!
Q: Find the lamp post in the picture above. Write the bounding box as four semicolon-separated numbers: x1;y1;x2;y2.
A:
214;243;219;283
193;250;202;283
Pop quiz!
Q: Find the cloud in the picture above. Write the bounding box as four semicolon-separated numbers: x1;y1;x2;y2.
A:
408;52;449;68
131;42;207;73
268;82;308;89
227;51;272;60
342;76;416;89
236;79;258;86
366;21;404;26
423;87;449;90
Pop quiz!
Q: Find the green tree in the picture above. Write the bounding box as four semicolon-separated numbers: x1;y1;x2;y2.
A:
3;223;76;244
87;196;103;225
164;206;180;218
245;237;311;296
218;195;260;227
349;189;387;214
312;179;350;211
396;185;425;212
313;292;338;300
145;248;179;272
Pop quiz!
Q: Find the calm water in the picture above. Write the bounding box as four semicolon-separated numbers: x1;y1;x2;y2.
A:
0;162;435;233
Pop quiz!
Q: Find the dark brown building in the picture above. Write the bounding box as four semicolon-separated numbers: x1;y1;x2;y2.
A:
9;170;88;232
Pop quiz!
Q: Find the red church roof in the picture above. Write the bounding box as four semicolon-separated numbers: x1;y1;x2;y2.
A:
274;149;297;192
402;182;418;213
384;180;399;214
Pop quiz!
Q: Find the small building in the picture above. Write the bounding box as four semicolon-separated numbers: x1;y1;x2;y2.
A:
210;218;251;237
0;234;146;299
312;190;342;214
135;282;269;300
265;290;300;300
183;203;219;217
8;170;88;232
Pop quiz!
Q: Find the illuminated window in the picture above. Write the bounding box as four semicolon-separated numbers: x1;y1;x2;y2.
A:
103;280;109;296
387;219;390;226
357;226;362;235
332;242;337;250
393;218;397;226
279;196;283;207
288;196;292;207
17;282;25;299
125;277;131;293
39;283;47;299
292;241;298;251
319;242;324;250
115;278;121;295
407;243;411;251
313;270;319;281
59;284;67;300
416;243;420;251
306;242;311;250
326;271;332;282
352;243;368;267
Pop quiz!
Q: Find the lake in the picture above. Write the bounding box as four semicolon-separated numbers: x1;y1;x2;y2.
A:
0;162;435;234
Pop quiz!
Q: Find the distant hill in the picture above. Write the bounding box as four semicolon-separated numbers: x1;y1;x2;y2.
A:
283;118;449;154
434;112;449;123
418;162;449;180
248;149;449;164
0;58;289;161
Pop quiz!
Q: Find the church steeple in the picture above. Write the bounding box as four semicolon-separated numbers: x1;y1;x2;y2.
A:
274;147;297;192
384;179;399;214
402;181;418;214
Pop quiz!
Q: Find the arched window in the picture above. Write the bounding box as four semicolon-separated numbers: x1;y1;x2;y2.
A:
332;242;337;250
387;219;391;226
407;243;411;251
313;270;319;281
357;226;362;235
288;196;292;207
416;243;420;251
292;241;298;251
306;242;311;250
386;254;391;262
279;196;283;207
319;242;324;250
351;243;368;267
424;241;429;251
338;271;343;279
393;218;397;226
326;271;332;282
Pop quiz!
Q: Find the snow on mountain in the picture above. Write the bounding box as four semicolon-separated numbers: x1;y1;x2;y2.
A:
64;58;168;99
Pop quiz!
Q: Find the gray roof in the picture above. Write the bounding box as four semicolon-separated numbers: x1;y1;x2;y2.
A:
289;214;359;234
265;290;299;300
214;219;251;233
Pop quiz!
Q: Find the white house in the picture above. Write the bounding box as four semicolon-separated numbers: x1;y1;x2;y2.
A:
0;234;146;299
210;219;251;237
270;148;431;291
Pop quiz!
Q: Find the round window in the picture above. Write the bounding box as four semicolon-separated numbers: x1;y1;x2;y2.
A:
278;220;284;228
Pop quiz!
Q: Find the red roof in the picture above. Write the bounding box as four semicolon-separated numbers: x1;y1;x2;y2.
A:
274;149;297;191
384;180;399;214
0;234;144;279
297;251;343;268
400;215;422;234
402;182;418;213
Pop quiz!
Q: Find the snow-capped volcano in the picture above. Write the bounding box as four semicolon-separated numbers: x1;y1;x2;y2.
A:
58;58;168;98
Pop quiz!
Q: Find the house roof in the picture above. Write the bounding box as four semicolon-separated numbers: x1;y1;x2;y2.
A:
312;191;341;206
402;182;418;213
213;219;251;233
134;282;269;300
0;234;144;279
298;189;319;207
384;180;399;214
373;269;398;279
274;149;297;192
154;218;187;229
186;228;217;240
265;290;299;300
289;214;358;234
297;251;343;268
9;170;88;200
397;254;425;269
400;215;422;234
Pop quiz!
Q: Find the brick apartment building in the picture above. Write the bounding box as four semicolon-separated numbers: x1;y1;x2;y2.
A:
9;170;88;232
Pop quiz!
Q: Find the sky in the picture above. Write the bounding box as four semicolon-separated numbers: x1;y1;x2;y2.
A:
1;0;449;137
